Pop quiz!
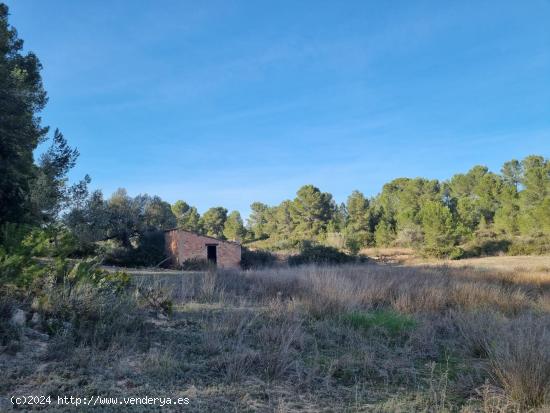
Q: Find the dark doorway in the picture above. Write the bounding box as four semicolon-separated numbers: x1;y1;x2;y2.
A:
207;245;217;265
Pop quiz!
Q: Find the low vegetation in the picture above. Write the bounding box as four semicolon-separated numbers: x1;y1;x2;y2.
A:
3;256;550;411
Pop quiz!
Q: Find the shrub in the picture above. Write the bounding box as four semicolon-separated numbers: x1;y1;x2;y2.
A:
0;223;33;254
43;285;148;351
48;257;131;294
507;235;550;256
288;241;354;266
137;285;174;315
103;231;167;267
21;227;79;258
134;231;167;266
180;257;214;271
240;248;277;269
461;233;511;258
0;250;40;286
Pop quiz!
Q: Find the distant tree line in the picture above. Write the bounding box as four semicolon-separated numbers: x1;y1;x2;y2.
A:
243;159;549;257
61;154;549;259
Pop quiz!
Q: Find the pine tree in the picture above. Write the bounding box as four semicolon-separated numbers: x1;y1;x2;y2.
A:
0;4;48;224
172;200;201;232
200;207;228;239
420;200;456;257
290;185;334;239
223;211;246;241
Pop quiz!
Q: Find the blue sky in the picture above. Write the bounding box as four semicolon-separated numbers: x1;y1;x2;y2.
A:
5;0;550;216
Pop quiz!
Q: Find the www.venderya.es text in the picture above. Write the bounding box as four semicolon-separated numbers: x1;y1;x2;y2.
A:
11;395;190;407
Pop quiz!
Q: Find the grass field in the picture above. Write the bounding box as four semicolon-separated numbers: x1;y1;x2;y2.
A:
2;256;550;412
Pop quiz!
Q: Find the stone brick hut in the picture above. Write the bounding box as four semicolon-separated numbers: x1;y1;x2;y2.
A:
164;229;241;269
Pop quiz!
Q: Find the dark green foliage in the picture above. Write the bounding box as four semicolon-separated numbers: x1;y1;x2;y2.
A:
200;207;228;239
288;241;354;266
58;258;131;293
506;236;550;256
30;129;85;224
462;233;512;258
343;190;373;252
171;200;201;232
102;230;166;267
0;4;47;225
180;257;214;271
223;210;246;241
240;248;277;269
66;190;176;266
290;185;335;239
248;202;271;240
133;230;166;266
66;189;176;248
0;250;42;287
0;5;87;227
243;155;548;259
0;223;45;286
420;200;456;257
374;218;396;247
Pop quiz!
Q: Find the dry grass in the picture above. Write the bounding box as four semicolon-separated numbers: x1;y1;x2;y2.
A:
487;316;550;409
3;259;550;411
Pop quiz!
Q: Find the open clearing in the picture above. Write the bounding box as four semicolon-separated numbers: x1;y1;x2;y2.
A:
2;256;550;412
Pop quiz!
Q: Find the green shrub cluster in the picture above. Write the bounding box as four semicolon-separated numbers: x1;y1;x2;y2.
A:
288;241;355;266
240;248;277;269
0;227;137;355
180;257;215;271
102;230;166;267
507;235;550;256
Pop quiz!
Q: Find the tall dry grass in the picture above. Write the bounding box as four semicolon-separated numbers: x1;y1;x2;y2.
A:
487;315;550;409
208;264;544;316
131;262;550;411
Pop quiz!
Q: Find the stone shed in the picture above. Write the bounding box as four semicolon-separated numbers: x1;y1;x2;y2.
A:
164;229;241;269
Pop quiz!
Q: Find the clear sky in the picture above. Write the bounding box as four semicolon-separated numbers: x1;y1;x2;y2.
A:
5;0;550;216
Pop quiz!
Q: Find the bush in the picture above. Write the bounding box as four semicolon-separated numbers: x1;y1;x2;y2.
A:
134;231;167;266
21;227;79;258
0;250;40;287
462;238;511;258
459;234;550;258
421;245;464;259
288;241;354;266
137;285;173;315
46;257;131;294
0;223;33;255
240;248;277;269
180;257;215;271
42;285;148;351
102;231;167;267
507;235;550;256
